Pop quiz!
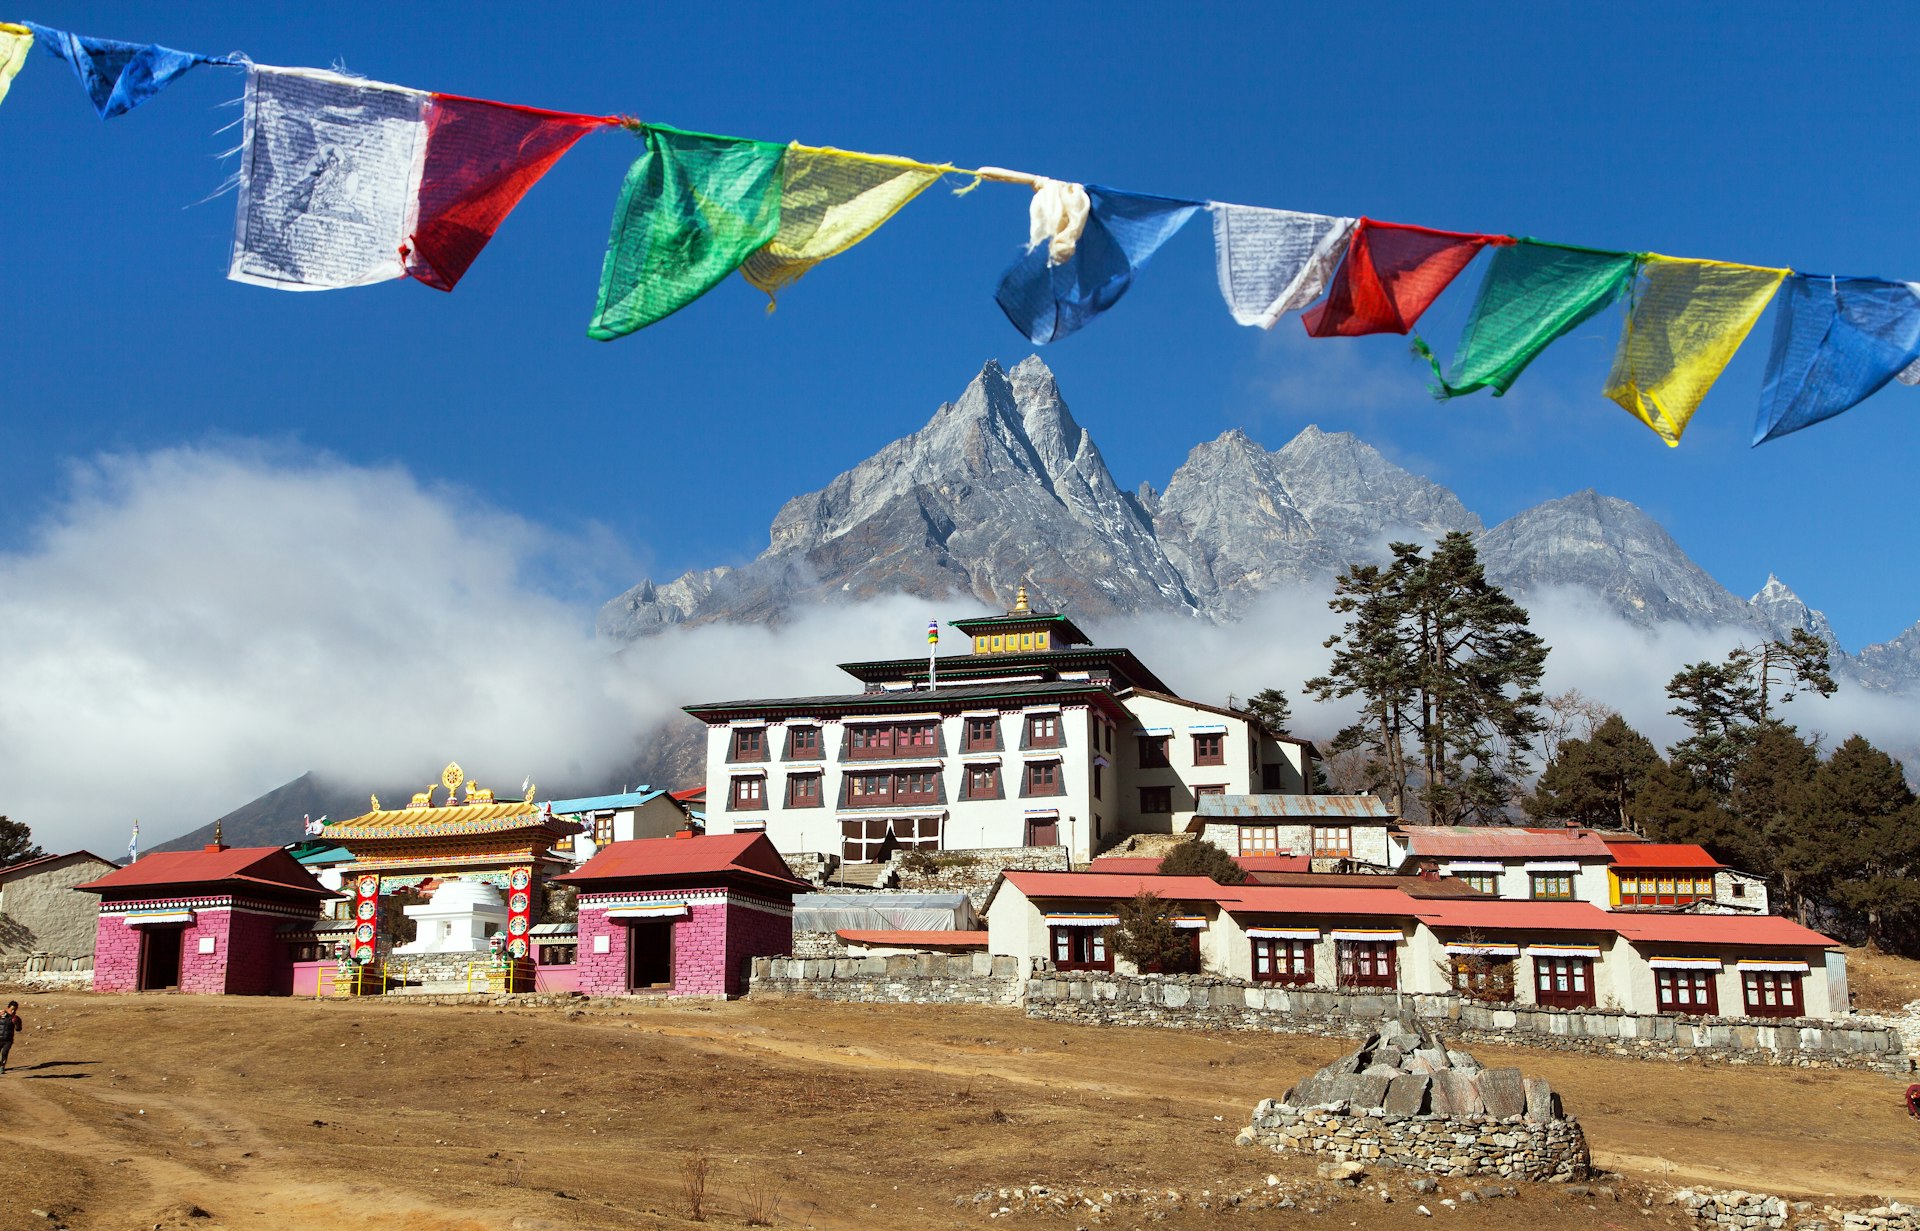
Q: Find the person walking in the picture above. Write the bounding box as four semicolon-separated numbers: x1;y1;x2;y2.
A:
0;1001;20;1074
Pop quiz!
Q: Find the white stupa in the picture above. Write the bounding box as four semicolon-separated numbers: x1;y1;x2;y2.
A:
393;879;509;954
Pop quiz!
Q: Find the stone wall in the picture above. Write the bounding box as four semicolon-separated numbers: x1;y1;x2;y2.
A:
1244;1102;1589;1181
791;929;847;959
1670;1187;1917;1230
0;857;111;970
783;853;837;886
751;953;1026;1006
1022;973;1911;1072
890;846;1072;906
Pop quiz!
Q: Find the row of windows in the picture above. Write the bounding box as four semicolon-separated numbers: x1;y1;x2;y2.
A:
729;761;1067;809
1617;875;1715;906
973;630;1051;653
1137;733;1226;768
1235;825;1354;858
729;715;1074;763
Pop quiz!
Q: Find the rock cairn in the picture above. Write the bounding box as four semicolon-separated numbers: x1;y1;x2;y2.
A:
1240;1016;1590;1181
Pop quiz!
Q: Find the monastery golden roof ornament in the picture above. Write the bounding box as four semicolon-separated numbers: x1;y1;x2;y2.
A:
1014;584;1029;613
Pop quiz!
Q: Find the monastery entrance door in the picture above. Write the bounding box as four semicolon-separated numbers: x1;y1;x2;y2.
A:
626;920;674;991
139;927;184;991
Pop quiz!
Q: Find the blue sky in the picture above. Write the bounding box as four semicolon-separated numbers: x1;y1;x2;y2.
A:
4;0;1919;654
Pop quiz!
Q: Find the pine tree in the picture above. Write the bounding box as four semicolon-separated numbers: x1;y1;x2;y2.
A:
1814;736;1920;950
1525;714;1663;831
1727;722;1818;917
0;816;43;867
1664;659;1761;795
1108;891;1197;974
1308;534;1548;825
1639;760;1757;868
1244;688;1294;738
1737;629;1838;722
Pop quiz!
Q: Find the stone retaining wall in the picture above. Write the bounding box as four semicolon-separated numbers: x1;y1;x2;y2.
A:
750;954;1025;1006
1022;973;1911;1072
1671;1187;1917;1230
1244;1101;1589;1181
889;846;1071;907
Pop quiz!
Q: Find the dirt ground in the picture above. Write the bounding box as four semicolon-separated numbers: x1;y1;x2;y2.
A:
0;991;1913;1231
1842;946;1920;1016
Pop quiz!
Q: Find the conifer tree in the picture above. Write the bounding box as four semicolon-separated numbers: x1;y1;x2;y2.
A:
1244;688;1295;737
1525;714;1662;831
1108;891;1197;973
1727;721;1818;915
0;817;42;867
1664;659;1761;795
1158;840;1249;885
1813;736;1920;950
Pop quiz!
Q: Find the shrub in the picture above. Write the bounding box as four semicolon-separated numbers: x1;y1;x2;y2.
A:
1108;890;1198;974
1157;840;1250;885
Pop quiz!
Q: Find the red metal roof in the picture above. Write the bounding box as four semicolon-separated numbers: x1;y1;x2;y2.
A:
999;871;1239;903
1602;841;1722;869
75;847;333;899
1608;912;1834;947
1399;827;1613;860
1084;855;1314;876
1411;899;1618;933
555;832;808;894
836;929;989;949
1219;886;1421;917
669;787;706;803
1237;855;1315;874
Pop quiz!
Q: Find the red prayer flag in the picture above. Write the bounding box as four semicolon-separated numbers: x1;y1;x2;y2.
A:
1300;219;1510;337
404;95;615;292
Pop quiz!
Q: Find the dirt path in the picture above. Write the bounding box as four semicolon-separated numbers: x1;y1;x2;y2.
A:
0;992;1911;1231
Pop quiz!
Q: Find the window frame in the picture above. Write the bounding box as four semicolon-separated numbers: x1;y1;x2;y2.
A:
1192;732;1225;766
1251;937;1313;986
1532;955;1596;1010
1654;967;1719;1015
785;725;822;760
729;727;767;762
1024;713;1062;750
960;762;1001;801
1238;825;1281;856
963;716;1000;752
1312;825;1353;858
1741;970;1804;1018
1335;939;1397;989
1529;871;1576;901
894;770;940;805
786;773;823;808
729;775;765;810
1137;735;1171;769
1050;927;1113;972
1022;759;1064;797
1450;956;1517;1003
1451;872;1498;895
1139;785;1172;814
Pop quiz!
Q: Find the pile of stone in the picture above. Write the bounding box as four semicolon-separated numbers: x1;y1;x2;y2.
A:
1670;1188;1920;1231
1241;1015;1590;1181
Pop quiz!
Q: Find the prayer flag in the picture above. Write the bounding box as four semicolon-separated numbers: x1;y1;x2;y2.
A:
1753;274;1920;445
995;185;1201;345
1208;203;1356;329
228;67;430;291
404;95;612;292
23;21;235;119
740;145;944;303
0;24;31;108
927;620;940;645
1028;178;1092;265
1301;219;1510;338
1424;240;1636;398
589;124;785;340
1603;255;1787;446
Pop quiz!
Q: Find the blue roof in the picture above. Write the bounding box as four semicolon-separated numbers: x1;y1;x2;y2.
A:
290;844;354;865
544;789;668;813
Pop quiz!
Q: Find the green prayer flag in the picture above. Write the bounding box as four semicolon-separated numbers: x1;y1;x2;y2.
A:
1423;240;1637;398
588;125;785;340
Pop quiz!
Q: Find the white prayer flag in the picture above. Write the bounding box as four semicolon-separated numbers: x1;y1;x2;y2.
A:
1208;203;1357;329
228;66;429;291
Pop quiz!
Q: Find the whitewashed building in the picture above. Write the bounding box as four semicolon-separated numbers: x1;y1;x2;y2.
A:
685;593;1314;865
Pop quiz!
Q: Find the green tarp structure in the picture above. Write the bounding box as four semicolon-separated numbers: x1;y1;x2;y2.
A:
589;124;784;340
1422;240;1637;398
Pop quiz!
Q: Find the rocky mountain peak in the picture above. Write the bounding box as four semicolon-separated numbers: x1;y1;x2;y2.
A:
1750;573;1839;648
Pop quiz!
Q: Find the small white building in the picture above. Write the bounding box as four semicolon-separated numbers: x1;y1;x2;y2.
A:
1188;795;1396;870
547;789;698;865
0;850;117;973
1392;827;1616;905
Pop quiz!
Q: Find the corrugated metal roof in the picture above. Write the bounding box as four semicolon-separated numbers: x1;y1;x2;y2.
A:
545;789;667;813
1602;841;1722;869
1412;899;1617;933
555;833;809;894
1399;827;1612;859
1220;886;1421;917
999;871;1239;904
77;847;334;899
1609;913;1833;947
1194;794;1393;820
836;929;989;949
685;679;1124;717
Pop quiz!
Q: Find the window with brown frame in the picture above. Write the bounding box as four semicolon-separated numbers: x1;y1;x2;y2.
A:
1023;760;1063;796
1092;761;1103;800
1533;956;1596;1009
1251;938;1313;985
1239;826;1281;855
960;763;1001;800
891;815;942;853
1451;872;1499;895
1654;967;1718;1014
593;813;614;846
846;772;893;804
1194;785;1226;802
1139;786;1171;814
729;727;767;761
894;770;940;804
1741;970;1804;1018
1450;956;1517;1003
896;722;938;754
1025;713;1062;749
1529;872;1575;901
1312;826;1353;858
963;717;999;751
729;776;764;810
846;722;940;760
1138;735;1171;768
1336;940;1397;988
786;725;822;760
537;943;577;966
786;773;823;808
1192;732;1225;765
1050;927;1112;972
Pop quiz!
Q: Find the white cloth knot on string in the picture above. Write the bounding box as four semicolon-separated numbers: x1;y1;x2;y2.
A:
1027;178;1091;266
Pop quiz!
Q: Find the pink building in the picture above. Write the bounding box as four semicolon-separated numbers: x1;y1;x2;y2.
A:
555;833;806;998
78;842;335;995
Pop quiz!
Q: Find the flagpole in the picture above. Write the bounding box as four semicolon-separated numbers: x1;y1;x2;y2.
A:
927;619;939;689
127;819;139;864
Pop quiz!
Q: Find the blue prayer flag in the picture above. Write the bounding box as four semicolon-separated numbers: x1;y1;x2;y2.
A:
24;22;236;119
995;186;1201;345
1754;274;1920;445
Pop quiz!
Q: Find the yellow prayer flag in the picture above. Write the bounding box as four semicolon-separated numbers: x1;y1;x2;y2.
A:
740;145;945;302
0;23;33;108
1603;254;1787;446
